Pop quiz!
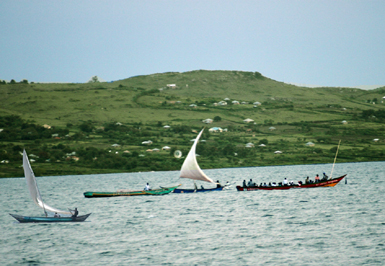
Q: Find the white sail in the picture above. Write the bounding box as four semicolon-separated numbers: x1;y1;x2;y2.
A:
179;129;215;183
23;150;72;215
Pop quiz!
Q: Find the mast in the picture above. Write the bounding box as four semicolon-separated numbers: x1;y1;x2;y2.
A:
330;140;341;179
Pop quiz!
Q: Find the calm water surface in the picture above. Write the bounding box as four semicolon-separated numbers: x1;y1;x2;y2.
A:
1;162;384;265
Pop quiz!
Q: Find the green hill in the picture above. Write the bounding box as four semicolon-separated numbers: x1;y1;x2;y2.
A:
0;70;384;178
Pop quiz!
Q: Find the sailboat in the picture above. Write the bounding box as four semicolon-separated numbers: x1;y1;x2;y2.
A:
9;150;91;223
173;128;226;193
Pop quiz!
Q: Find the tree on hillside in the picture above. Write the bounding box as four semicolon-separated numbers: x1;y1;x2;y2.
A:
214;116;222;122
89;76;100;83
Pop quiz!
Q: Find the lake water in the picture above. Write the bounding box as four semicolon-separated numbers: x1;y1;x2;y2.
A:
1;162;384;265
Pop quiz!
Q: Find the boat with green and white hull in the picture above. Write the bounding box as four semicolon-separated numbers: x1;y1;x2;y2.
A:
84;185;180;198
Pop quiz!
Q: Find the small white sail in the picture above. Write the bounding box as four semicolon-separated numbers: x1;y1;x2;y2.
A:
180;129;215;183
23;150;72;215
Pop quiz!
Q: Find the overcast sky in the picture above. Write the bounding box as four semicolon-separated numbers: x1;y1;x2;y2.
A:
1;0;384;87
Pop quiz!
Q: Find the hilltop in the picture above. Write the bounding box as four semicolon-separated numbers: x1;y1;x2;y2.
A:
0;70;384;177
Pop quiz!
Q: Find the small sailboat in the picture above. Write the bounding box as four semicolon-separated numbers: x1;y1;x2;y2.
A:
173;128;226;193
9;150;91;223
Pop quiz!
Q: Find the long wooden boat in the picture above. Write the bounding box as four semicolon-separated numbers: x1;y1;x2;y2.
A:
10;213;91;223
83;185;180;198
236;175;347;191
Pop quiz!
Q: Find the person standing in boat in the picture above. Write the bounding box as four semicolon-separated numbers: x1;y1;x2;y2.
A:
54;212;60;218
72;208;78;217
216;180;221;188
283;178;288;186
144;183;151;191
305;176;310;184
243;180;247;187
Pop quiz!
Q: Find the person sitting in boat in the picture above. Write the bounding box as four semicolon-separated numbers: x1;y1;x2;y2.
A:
305;176;310;184
243;180;247;187
268;182;272;187
54;212;60;218
298;181;303;186
315;174;320;183
283;178;288;186
272;182;277;187
144;183;151;191
216;180;221;188
201;185;204;189
322;172;329;181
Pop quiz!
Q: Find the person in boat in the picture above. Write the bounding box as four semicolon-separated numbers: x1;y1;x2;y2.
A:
283;178;288;186
201;185;204;189
305;176;310;184
71;208;79;218
216;180;221;188
247;179;253;187
272;182;277;187
322;172;329;181
54;212;60;218
315;174;320;183
268;182;272;187
243;180;247;187
144;183;151;191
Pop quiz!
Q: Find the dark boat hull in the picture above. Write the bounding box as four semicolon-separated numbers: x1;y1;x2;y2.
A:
10;213;91;223
84;186;179;198
236;175;347;191
173;187;224;193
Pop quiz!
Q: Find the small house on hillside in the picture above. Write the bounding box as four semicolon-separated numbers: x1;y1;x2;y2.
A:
245;143;254;148
243;118;254;123
167;84;176;89
202;118;213;124
209;127;223;133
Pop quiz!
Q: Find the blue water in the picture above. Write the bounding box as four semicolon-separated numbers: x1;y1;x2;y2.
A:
1;162;385;265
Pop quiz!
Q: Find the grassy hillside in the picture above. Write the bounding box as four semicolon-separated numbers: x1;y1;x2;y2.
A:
0;70;384;178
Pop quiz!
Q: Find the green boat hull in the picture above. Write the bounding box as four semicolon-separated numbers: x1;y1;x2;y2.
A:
84;185;179;198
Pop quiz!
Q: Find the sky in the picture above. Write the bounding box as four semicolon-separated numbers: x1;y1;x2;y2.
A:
1;0;384;87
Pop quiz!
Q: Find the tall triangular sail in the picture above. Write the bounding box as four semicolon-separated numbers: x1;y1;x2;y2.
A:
23;150;72;215
180;129;215;183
